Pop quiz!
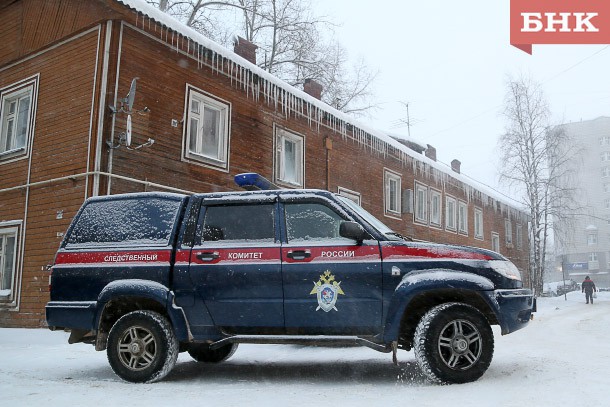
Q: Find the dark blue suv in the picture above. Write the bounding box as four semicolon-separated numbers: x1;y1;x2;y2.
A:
46;177;535;384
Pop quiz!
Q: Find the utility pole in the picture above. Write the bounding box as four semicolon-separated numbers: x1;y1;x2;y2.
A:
561;255;567;301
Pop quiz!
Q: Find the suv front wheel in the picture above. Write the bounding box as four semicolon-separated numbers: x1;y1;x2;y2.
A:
414;302;494;384
107;310;179;383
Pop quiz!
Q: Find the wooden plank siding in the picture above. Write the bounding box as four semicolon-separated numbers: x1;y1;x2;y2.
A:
0;0;112;325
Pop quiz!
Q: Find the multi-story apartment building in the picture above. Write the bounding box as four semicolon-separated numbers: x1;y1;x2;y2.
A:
554;117;610;288
0;0;530;327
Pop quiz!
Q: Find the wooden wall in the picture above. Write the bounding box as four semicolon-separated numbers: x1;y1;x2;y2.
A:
0;0;111;326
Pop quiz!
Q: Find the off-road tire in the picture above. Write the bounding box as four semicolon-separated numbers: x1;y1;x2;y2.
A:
414;302;494;384
107;310;179;383
188;343;238;363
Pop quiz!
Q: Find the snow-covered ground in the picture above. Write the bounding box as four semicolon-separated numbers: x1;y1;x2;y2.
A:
1;292;608;406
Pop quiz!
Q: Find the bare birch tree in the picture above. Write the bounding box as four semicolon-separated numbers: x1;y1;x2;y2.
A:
145;0;377;115
499;76;580;296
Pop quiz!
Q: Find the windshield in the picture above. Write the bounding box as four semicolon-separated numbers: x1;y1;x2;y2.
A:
336;195;398;239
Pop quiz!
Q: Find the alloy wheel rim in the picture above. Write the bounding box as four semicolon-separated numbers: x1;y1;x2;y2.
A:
117;326;157;371
437;319;482;370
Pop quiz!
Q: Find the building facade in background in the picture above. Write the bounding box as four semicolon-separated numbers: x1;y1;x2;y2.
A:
554;117;610;288
0;0;529;327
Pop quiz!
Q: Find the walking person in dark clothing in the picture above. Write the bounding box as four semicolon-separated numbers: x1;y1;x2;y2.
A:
582;276;597;304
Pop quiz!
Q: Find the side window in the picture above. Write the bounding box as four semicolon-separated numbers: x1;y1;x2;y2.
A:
0;77;38;162
474;207;484;240
0;223;19;304
505;218;513;245
491;232;500;253
384;169;401;217
201;204;275;243
275;127;304;188
284;203;347;242
414;183;428;224
429;189;441;228
337;187;361;205
445;196;457;231
183;86;230;170
65;197;182;248
458;201;468;235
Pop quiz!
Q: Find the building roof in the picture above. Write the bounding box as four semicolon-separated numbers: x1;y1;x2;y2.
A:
114;0;523;213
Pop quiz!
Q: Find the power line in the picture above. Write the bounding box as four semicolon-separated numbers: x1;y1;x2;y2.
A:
543;45;610;84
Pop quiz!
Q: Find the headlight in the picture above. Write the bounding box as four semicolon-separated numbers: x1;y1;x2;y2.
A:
489;260;522;281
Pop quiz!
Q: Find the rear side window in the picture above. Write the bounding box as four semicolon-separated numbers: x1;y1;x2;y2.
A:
200;204;275;243
65;197;182;248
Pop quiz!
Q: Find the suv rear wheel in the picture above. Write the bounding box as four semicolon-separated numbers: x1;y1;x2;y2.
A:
414;302;494;384
107;310;178;383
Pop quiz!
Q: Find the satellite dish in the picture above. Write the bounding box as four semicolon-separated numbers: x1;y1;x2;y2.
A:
125;77;139;112
126;114;132;146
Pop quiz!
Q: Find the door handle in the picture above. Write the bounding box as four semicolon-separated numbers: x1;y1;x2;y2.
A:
196;251;220;262
286;250;311;260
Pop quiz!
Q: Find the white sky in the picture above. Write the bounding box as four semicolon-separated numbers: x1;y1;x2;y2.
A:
318;0;610;198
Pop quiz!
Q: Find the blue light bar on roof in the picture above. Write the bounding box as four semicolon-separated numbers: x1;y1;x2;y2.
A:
234;173;280;191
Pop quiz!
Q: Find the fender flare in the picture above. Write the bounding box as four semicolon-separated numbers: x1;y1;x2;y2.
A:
382;269;499;343
95;279;192;342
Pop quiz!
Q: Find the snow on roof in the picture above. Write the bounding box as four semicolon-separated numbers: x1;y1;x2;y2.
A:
114;0;523;213
386;131;428;151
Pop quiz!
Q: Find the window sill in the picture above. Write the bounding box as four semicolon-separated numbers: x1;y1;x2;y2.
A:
183;153;229;172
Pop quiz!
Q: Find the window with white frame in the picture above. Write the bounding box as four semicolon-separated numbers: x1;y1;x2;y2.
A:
491;232;500;253
337;187;361;206
414;183;428;223
184;87;230;170
430;189;441;227
603;167;610;178
0;225;19;302
605;183;610;193
505;218;513;245
516;223;523;248
474;207;484;239
445;196;456;231
589;252;598;262
274;127;304;187
602;152;610;162
384;169;401;217
458;201;468;234
605;199;610;209
1;78;37;162
587;232;598;245
600;136;610;145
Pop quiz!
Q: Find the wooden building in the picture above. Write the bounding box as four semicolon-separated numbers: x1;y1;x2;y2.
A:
0;0;530;327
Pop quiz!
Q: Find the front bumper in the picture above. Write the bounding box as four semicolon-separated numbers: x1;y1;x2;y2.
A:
493;289;535;335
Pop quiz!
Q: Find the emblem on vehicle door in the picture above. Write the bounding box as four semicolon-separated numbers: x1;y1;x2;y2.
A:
310;270;345;312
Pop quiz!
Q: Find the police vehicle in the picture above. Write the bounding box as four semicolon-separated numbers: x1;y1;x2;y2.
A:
46;173;535;384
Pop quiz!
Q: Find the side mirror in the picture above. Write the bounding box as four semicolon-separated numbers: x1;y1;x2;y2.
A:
339;221;367;243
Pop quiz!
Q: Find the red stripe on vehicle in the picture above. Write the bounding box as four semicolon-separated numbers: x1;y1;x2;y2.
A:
381;245;493;261
55;250;172;265
190;247;281;265
282;245;380;263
